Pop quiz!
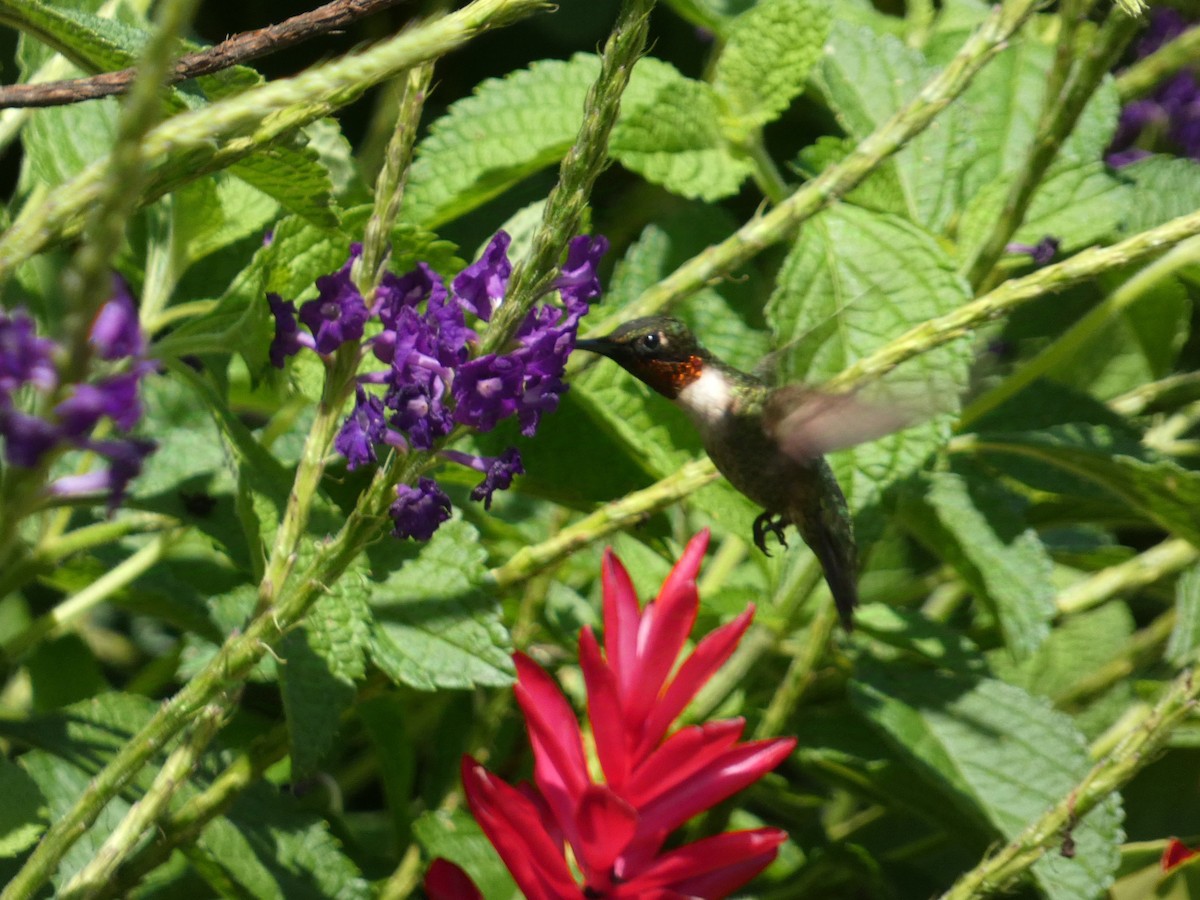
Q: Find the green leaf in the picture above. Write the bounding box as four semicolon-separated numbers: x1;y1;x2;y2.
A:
766;205;972;513
814;22;965;231
194;782;370;900
404;54;602;228
280;555;372;775
1047;274;1190;402
0;757;45;858
851;662;1123;900
1167;563;1200;668
1118;157;1200;235
413;809;518;900
367;519;514;690
167;174;279;272
227;137;339;228
899;465;1055;657
610;69;752;201
958;161;1129;256
973;425;1200;546
713;0;831;128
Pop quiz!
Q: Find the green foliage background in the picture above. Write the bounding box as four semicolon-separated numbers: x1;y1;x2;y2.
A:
1;0;1199;898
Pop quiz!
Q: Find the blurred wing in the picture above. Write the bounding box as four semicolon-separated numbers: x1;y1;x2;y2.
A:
763;385;917;462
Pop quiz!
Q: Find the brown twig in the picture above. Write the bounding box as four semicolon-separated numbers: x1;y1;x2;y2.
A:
0;0;410;109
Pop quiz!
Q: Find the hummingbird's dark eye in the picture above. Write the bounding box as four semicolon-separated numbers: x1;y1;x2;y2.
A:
640;332;661;351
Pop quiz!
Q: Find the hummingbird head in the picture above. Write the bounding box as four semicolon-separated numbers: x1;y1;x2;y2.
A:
576;316;710;399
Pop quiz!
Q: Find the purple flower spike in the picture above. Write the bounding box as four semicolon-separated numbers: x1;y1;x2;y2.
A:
554;234;609;311
452;232;512;322
300;267;370;354
336;387;390;470
90;276;145;361
0;409;61;467
268;294;311;367
390;477;452;540
451;354;524;432
0;307;57;395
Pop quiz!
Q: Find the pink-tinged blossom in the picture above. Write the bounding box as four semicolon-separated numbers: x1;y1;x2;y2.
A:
431;531;795;898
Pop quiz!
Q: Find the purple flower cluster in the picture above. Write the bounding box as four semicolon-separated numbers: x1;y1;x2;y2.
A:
1108;9;1200;167
268;231;608;541
0;278;157;510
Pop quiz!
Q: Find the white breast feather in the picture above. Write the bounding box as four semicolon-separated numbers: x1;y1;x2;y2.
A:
675;368;732;430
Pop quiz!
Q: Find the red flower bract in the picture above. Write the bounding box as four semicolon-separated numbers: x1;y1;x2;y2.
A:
429;530;795;899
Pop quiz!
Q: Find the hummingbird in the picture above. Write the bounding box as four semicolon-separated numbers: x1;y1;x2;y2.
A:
577;316;905;631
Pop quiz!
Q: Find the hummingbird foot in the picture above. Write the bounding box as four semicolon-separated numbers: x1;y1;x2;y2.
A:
752;512;790;556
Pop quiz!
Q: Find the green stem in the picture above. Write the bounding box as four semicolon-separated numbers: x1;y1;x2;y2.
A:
1052;610;1176;708
755;601;837;739
1;530;185;663
744;133;790;204
58;694;231;899
0;0;551;280
961;8;1138;291
96;725;288;898
938;669;1199;900
483;0;656;353
1116;22;1200;101
960;233;1200;426
824;203;1200;394
1056;537;1198;617
356;61;436;296
485;459;719;588
57;0;200;385
582;0;1041;339
256;347;357;613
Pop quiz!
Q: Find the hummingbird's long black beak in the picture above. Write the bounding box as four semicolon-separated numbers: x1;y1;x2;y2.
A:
574;336;616;357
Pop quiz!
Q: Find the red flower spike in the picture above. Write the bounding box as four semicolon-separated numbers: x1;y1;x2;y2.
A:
424;858;483;900
450;532;792;899
1163;838;1200;872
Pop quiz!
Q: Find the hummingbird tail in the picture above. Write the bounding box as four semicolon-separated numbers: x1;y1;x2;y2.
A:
795;491;859;631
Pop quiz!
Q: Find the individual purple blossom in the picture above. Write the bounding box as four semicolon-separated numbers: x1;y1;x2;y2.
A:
471;447;524;509
442;447;525;509
452;231;512;321
516;373;568;438
267;294;312;367
451;354;525;431
0;307;57;396
53;372;143;438
49;437;156;513
335;387;391;470
1006;236;1059;267
299;264;370;355
390;477;452;540
89;277;145;360
554;235;609;309
388;379;454;451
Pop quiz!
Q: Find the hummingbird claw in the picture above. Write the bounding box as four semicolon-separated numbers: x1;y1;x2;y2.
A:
752;512;790;556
